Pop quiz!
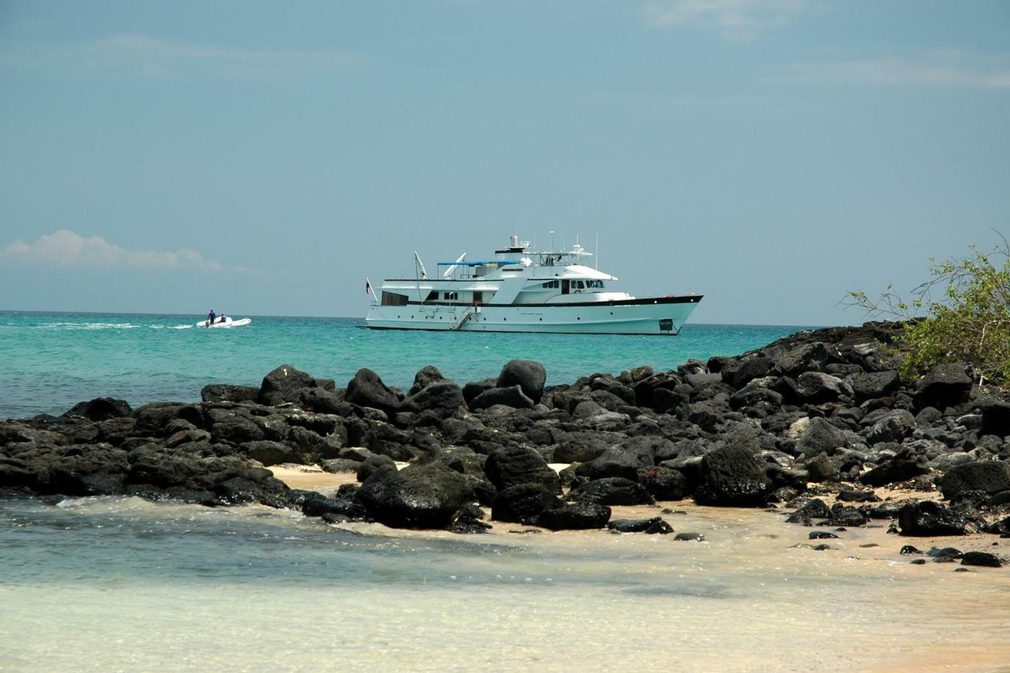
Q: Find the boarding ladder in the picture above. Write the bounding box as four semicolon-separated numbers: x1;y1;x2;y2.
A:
451;307;476;331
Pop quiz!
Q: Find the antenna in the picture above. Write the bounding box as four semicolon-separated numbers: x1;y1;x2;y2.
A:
595;232;599;270
413;251;428;279
443;252;466;278
549;230;555;252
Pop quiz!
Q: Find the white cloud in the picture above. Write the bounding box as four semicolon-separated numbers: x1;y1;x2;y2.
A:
0;34;363;81
0;230;241;272
641;0;807;40
781;51;1010;90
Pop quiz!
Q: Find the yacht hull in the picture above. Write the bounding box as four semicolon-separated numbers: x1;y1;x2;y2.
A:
364;295;702;335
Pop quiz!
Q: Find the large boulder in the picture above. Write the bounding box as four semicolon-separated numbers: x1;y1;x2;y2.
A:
345;368;401;413
134;402;186;435
497;360;547;404
534;501;611;530
491;483;559;524
859;448;930;487
795;372;851;403
863;409;917;445
356;461;475;529
693;426;773;507
772;342;830;377
400;381;465;418
796;417;859;458
575;438;657;481
238;440;301;467
483;445;560;494
0;443;129;495
201;384;259;404
978;397;1010;437
897;500;967;536
63;398;133;422
937;461;1010;501
729;385;783;411
913;363;972;412
569;477;655;506
409;365;446;396
469;385;535;411
722;356;777;389
848;370;900;402
258;364;318;406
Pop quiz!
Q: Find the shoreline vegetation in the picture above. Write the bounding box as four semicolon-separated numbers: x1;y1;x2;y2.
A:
3;321;1010;570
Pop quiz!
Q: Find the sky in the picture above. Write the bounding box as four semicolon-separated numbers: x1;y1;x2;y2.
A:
1;0;1009;325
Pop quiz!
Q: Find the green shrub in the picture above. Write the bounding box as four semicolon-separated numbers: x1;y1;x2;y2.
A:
848;236;1010;385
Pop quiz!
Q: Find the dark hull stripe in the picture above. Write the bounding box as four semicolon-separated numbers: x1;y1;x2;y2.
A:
360;325;683;336
397;294;703;308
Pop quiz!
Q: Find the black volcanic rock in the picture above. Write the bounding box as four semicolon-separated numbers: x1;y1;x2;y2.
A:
569;477;655;506
607;517;673;534
859;448;930;487
535;501;611;530
694;426;773;507
484;445;560;494
63;398;133;422
409;365;446;396
400;381;466;418
913;362;972;412
356;461;475;529
345;368;401;413
258;364;318;406
575;439;656;481
796;417;859;458
470;385;535;411
496;360;547;404
898;500;967;536
201;384;259;404
491;483;559;524
937;461;1010;501
848;370;900;402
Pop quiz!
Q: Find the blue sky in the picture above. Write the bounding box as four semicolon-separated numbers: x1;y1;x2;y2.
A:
1;0;1008;325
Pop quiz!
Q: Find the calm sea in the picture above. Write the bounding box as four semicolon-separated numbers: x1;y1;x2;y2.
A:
0;311;810;419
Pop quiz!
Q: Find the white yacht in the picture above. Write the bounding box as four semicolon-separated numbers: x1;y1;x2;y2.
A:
363;236;702;335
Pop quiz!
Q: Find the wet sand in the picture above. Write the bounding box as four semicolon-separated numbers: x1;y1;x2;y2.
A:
268;464;1010;673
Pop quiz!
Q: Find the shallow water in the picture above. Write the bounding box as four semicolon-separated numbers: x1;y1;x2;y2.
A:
0;311;809;418
2;496;1009;673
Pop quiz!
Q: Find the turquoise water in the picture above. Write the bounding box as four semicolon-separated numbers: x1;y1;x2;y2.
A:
0;311;809;419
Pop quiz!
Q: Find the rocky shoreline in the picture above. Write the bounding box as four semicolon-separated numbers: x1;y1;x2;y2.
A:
3;321;1010;569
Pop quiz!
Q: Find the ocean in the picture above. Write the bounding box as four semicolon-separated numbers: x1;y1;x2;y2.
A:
4;311;1010;673
0;311;808;420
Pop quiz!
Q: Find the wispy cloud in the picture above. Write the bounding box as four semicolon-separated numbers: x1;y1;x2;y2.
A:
781;51;1010;90
0;230;243;272
0;34;364;81
641;0;807;40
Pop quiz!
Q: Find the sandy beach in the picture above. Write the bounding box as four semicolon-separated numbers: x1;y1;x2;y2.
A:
264;463;1010;673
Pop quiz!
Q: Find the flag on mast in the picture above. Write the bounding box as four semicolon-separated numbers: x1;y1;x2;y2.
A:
365;277;378;302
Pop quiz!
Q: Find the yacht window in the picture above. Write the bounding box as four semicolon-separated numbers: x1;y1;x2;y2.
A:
574;281;585;289
425;290;439;302
381;291;408;306
443;291;458;301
